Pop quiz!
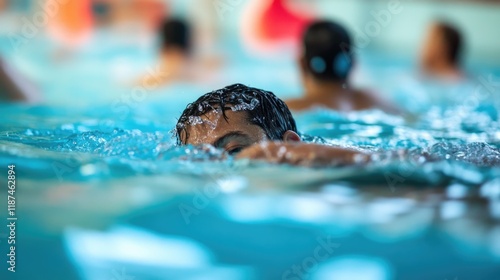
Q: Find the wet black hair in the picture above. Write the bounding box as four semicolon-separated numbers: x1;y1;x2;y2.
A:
302;20;353;82
436;22;463;66
160;18;191;52
175;84;298;145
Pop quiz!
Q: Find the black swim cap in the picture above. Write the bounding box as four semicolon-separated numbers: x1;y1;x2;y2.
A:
303;20;353;81
160;18;191;52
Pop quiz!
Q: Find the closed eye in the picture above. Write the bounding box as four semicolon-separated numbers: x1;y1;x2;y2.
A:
213;131;253;155
227;146;244;155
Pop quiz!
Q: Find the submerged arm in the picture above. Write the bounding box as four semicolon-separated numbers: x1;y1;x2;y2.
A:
236;142;370;167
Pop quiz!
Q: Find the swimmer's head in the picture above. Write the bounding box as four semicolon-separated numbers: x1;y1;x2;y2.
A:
160;18;191;53
175;84;300;153
300;20;354;82
421;21;463;71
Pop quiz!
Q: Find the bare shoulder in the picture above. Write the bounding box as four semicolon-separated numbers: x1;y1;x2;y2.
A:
353;89;401;115
351;89;379;103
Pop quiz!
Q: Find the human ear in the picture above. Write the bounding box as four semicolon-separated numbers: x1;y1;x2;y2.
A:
282;130;301;142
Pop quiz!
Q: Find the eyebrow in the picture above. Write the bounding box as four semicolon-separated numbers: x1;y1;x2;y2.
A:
213;131;251;148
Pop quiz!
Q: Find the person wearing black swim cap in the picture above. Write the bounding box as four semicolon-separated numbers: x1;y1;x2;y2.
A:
287;19;397;114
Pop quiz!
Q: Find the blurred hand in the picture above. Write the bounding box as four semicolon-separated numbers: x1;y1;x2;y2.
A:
236;142;370;167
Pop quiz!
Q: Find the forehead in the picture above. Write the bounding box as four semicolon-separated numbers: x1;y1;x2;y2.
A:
182;109;264;145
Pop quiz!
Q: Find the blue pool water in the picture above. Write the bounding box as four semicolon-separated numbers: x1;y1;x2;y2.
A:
2;94;500;280
1;36;500;280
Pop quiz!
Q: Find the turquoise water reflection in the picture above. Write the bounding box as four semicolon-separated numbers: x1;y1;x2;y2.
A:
1;95;500;279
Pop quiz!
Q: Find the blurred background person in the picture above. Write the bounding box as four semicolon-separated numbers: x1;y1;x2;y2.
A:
419;21;464;81
286;20;398;114
0;57;40;102
137;18;193;86
385;20;470;115
0;0;497;111
134;17;223;89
